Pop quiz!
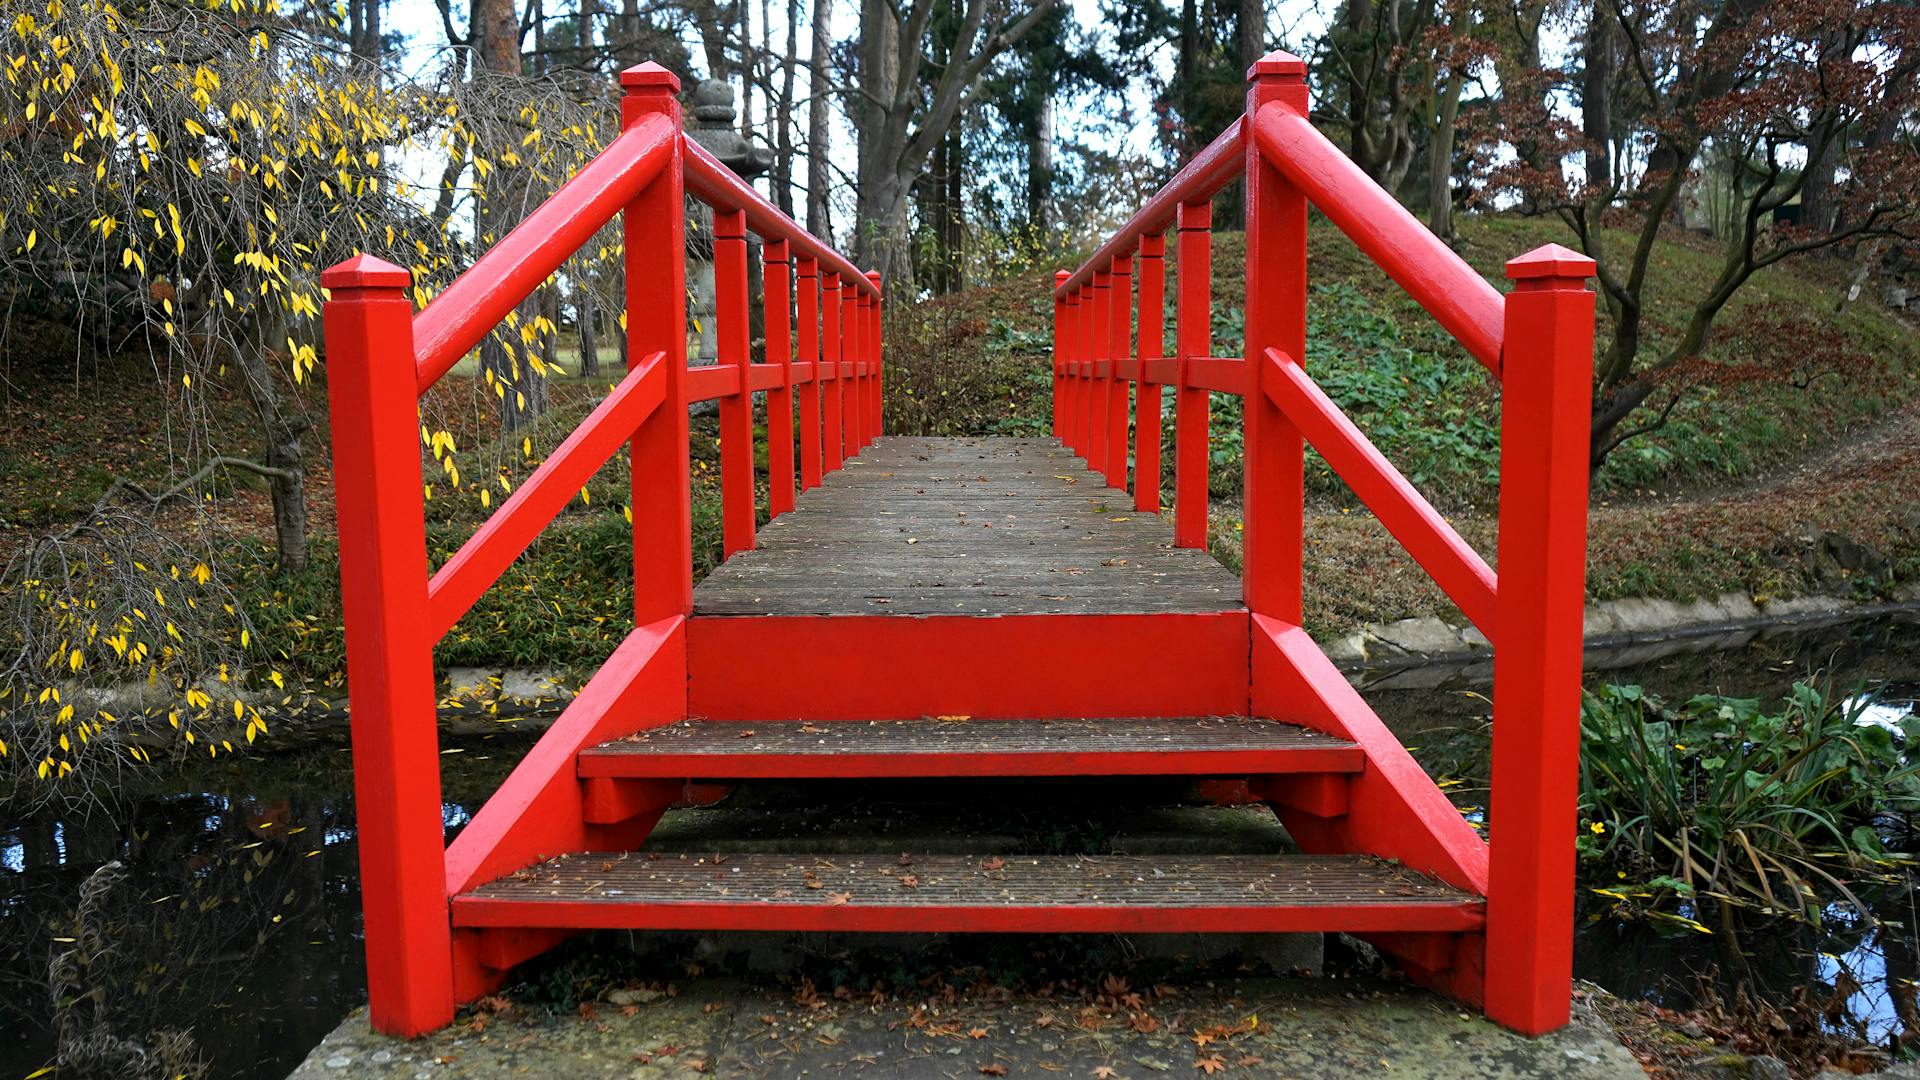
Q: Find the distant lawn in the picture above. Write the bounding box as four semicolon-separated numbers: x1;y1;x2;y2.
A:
897;212;1920;512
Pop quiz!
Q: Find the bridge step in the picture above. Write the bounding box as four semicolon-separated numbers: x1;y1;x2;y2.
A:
451;852;1483;934
578;716;1362;779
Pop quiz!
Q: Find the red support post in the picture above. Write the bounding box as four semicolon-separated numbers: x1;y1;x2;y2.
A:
765;239;795;516
848;274;864;455
1104;253;1134;492
1088;268;1111;478
320;255;451;1037
714;207;755;557
1134;237;1165;512
622;64;691;625
1484;244;1597;1035
796;255;823;491
821;272;843;473
1174;201;1212;549
853;282;871;451
1064;289;1083;456
1241;53;1309;619
867;271;883;444
1052;271;1069;440
1078;285;1097;465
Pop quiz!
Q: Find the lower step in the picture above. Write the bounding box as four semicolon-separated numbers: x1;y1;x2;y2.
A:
578;716;1363;779
451;852;1484;934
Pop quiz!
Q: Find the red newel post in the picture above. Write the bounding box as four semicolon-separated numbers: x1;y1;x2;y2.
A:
1485;243;1597;1034
1174;200;1212;549
765;239;796;515
1052;271;1069;440
821;271;843;472
1135;236;1165;513
714;207;755;556
867;271;884;444
1242;52;1309;619
321;255;451;1037
796;255;823;491
1104;253;1134;492
623;64;691;624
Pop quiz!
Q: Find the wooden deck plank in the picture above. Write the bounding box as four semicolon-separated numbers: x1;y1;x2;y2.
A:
695;436;1242;616
453;852;1485;933
578;716;1362;778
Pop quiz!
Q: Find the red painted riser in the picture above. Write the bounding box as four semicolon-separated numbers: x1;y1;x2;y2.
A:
687;613;1251;720
452;900;1485;935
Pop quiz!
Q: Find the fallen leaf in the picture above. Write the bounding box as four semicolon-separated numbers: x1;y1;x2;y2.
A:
980;1066;1008;1077
969;1027;989;1038
1196;1055;1226;1075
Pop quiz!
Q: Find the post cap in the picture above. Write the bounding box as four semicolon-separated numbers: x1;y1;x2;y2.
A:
620;62;681;93
1248;50;1307;80
1054;270;1070;283
1506;243;1596;281
865;270;881;285
320;254;410;290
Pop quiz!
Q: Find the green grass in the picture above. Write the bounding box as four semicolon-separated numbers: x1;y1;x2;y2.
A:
907;213;1920;510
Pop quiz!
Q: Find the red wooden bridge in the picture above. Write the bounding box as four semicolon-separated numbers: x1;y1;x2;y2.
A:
321;54;1595;1042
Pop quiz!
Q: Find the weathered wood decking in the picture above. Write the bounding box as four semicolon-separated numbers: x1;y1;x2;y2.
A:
693;436;1243;616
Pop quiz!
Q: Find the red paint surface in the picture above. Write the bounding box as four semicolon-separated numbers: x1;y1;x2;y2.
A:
688;613;1250;720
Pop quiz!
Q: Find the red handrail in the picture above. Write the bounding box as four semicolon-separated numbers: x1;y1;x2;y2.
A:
321;61;885;1040
411;112;680;391
1250;104;1504;374
1049;50;1598;1039
684;138;879;300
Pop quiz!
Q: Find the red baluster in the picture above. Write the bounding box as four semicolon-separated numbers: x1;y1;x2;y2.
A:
714;208;754;556
822;272;843;472
1135;235;1165;513
1105;251;1134;493
765;240;796;515
796;255;823;491
1174;201;1212;549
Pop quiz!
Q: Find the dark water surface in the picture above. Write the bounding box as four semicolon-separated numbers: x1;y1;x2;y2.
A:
3;616;1916;1079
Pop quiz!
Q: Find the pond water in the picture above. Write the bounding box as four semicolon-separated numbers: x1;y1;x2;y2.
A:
2;614;1916;1079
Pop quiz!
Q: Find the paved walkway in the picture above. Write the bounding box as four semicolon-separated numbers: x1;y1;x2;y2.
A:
290;975;1641;1079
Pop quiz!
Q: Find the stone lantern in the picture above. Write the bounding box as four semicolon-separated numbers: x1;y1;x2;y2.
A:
686;80;774;364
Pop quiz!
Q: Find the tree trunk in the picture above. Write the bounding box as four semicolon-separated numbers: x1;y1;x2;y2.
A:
1178;0;1197;161
774;0;799;216
576;277;600;377
806;0;833;239
944;124;963;292
1027;78;1053;232
1582;8;1613;191
234;311;309;572
1427;65;1463;241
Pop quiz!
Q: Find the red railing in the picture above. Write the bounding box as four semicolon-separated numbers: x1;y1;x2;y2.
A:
1052;52;1596;1035
320;62;882;1035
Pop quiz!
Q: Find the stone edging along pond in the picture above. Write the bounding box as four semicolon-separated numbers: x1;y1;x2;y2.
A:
1335;584;1920;691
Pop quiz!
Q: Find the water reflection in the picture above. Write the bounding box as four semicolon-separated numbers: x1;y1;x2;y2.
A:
0;777;495;1080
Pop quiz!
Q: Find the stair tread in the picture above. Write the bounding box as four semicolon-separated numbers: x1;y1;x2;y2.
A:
578;716;1362;779
453;852;1483;933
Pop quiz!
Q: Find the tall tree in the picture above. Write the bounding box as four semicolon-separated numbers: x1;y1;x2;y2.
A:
806;0;834;239
1500;0;1920;469
852;0;1059;281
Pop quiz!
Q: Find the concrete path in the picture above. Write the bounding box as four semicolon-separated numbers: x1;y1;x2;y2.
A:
289;975;1641;1079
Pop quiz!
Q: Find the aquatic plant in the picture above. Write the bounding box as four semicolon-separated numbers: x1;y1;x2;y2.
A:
1579;681;1920;923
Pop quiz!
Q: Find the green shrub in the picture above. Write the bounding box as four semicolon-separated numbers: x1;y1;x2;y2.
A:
1579;682;1920;924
